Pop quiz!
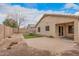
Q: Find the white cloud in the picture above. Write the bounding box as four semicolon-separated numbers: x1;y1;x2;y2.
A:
0;4;67;27
64;3;79;10
0;4;44;26
74;12;79;15
65;3;76;8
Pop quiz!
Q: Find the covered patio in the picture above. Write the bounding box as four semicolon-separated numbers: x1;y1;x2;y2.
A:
56;22;74;40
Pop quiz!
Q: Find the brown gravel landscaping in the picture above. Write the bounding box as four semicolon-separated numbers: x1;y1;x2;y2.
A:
0;34;79;56
0;35;51;56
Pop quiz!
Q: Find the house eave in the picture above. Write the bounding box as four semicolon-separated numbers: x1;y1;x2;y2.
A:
35;13;79;28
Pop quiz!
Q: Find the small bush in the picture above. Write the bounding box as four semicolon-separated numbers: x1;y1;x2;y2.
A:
28;33;36;36
23;33;42;39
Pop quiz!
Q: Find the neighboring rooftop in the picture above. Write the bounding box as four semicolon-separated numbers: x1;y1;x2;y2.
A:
27;24;35;28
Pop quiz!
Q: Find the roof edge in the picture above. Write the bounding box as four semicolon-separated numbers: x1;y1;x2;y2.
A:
35;13;79;27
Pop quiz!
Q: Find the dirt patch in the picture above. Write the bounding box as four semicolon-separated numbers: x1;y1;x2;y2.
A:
0;37;51;56
58;43;79;56
60;50;79;56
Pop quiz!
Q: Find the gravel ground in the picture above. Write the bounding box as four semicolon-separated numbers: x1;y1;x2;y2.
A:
0;36;51;56
0;34;79;56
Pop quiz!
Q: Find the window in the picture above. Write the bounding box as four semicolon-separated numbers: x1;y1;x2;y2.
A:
68;25;74;34
38;27;40;32
45;26;49;31
58;26;63;36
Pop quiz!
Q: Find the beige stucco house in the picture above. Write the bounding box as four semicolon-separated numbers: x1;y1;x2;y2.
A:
35;13;79;42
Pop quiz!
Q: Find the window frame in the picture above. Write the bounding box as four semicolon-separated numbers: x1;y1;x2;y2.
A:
38;27;40;32
45;26;50;31
68;25;74;34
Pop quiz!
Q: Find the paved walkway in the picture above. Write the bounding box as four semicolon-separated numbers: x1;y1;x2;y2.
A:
26;37;75;54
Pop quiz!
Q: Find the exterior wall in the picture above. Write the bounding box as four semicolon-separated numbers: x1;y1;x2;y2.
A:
13;28;27;34
27;27;36;33
5;26;13;37
0;25;13;40
13;28;18;33
19;28;27;33
36;15;77;38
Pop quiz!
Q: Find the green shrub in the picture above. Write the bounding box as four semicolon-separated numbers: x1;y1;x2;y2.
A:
23;33;42;39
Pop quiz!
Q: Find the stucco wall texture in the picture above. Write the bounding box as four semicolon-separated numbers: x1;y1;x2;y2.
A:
35;14;79;42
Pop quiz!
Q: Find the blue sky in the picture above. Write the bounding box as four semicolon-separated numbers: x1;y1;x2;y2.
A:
0;3;79;27
11;3;65;11
10;3;79;14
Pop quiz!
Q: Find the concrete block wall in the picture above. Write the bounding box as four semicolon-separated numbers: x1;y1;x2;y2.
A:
0;25;13;39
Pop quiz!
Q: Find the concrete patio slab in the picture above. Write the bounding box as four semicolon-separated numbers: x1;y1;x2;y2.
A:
26;37;75;55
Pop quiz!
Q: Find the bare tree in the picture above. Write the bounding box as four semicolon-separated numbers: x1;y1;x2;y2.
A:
15;12;25;33
17;16;25;33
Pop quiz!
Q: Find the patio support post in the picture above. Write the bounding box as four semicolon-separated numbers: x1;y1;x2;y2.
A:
74;19;79;43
